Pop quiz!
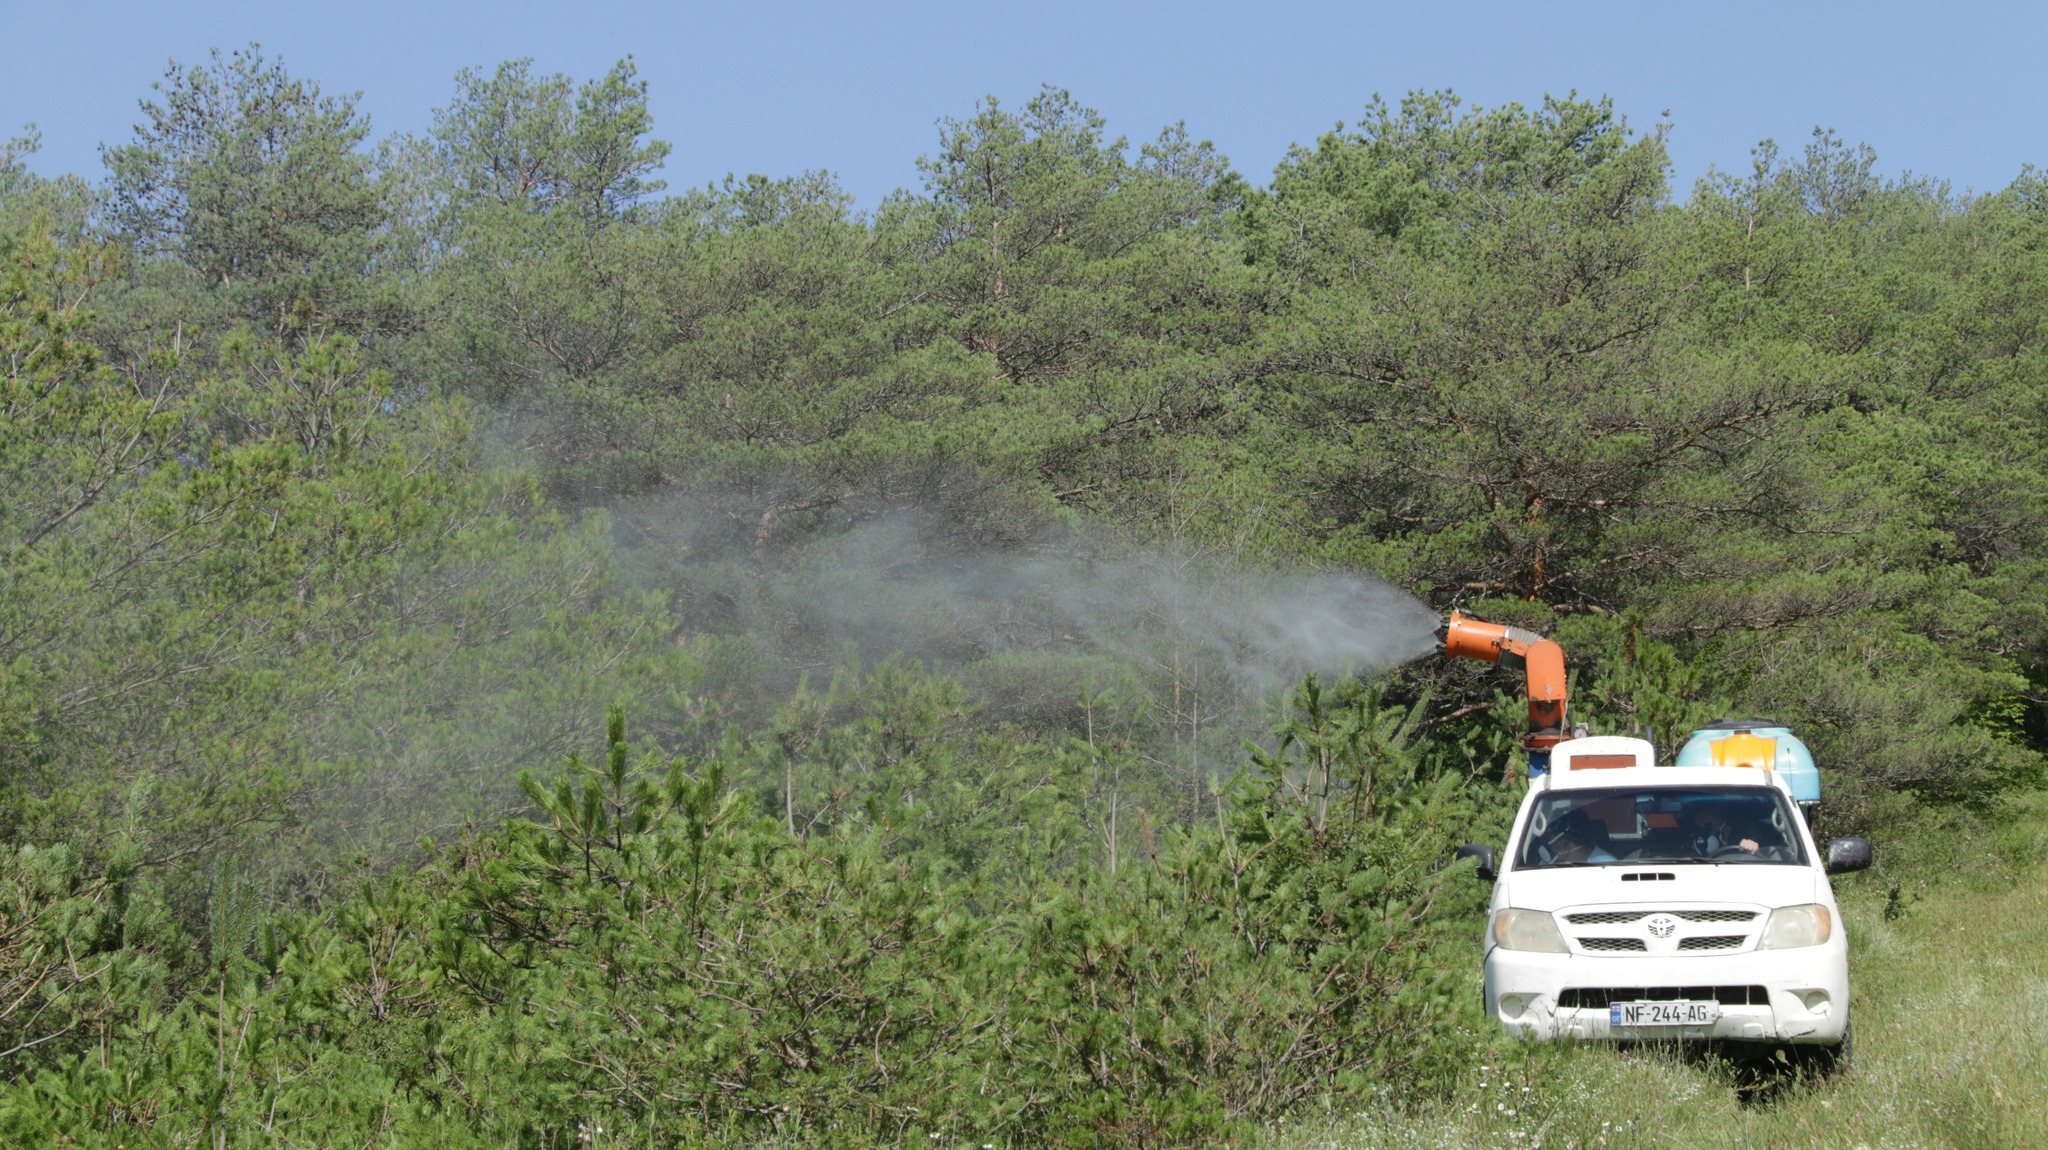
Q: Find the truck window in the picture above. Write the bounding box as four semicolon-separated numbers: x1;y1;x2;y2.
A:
1515;787;1805;868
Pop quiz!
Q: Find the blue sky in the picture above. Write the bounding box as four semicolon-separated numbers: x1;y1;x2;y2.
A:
3;0;2039;208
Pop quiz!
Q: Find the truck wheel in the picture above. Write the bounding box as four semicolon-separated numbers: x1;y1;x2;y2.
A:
1806;1021;1852;1077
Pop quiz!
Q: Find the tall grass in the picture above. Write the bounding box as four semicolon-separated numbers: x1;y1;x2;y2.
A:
1270;803;2048;1150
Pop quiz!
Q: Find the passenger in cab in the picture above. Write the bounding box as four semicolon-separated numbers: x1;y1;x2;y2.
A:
1543;811;1618;865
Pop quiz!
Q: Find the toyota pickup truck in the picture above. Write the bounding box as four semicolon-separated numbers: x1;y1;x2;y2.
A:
1459;736;1871;1068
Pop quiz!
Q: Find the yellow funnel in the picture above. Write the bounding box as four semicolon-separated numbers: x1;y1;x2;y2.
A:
1711;732;1778;771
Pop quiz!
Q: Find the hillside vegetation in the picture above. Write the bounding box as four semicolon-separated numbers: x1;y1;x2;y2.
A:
3;48;2046;1145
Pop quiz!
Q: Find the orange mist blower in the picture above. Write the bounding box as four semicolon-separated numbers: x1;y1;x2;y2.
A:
1440;611;1569;776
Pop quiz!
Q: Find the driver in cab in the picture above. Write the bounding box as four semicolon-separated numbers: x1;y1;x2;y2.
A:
1687;801;1780;859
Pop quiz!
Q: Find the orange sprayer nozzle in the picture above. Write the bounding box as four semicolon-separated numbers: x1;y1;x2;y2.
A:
1444;611;1512;664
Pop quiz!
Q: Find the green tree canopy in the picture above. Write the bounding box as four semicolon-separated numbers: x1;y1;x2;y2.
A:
101;44;385;334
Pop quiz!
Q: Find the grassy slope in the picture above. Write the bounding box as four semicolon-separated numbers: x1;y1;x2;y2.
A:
1270;801;2048;1150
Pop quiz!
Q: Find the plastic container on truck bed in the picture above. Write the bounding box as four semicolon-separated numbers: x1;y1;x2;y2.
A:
1674;720;1820;806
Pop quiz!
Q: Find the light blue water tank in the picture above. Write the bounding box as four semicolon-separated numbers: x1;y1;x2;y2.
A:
1673;719;1821;804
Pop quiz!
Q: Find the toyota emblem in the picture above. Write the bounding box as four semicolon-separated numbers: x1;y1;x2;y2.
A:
1646;915;1679;939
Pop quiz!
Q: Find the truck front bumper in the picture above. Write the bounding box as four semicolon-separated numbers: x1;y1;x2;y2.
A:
1484;944;1849;1046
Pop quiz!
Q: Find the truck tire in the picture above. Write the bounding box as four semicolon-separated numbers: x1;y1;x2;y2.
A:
1806;1020;1852;1077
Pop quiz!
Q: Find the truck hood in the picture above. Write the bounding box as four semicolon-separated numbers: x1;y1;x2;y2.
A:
1499;865;1822;912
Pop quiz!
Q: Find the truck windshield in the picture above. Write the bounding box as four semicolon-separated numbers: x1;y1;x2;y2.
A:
1514;787;1806;869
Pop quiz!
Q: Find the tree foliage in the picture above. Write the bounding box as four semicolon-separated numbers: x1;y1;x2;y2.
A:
102;45;386;333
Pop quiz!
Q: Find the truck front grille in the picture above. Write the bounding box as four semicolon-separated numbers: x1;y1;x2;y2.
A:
1558;985;1770;1009
1565;909;1759;925
1677;935;1747;951
1578;937;1648;952
1568;911;1646;925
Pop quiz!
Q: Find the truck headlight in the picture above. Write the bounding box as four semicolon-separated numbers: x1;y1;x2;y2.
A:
1758;904;1833;950
1493;908;1569;953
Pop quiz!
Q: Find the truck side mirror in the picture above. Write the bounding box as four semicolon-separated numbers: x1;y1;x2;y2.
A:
1456;843;1497;880
1825;837;1872;874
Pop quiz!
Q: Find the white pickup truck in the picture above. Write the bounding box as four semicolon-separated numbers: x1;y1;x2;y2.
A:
1460;736;1870;1068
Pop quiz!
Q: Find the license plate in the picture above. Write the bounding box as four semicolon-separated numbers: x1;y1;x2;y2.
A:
1609;1000;1720;1027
